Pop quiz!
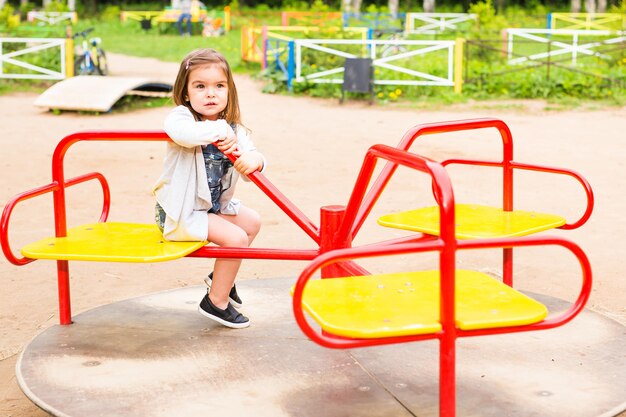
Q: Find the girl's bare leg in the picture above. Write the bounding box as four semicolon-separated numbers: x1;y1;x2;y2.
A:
206;207;261;309
219;206;261;245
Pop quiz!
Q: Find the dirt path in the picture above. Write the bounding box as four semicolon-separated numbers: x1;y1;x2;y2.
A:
1;53;625;416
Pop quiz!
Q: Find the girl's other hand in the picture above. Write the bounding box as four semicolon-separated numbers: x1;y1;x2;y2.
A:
233;151;264;175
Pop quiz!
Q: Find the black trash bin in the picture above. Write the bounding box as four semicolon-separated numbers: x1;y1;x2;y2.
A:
140;18;152;31
341;57;374;104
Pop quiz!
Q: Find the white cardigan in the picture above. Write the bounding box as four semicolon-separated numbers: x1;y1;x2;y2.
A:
152;106;262;241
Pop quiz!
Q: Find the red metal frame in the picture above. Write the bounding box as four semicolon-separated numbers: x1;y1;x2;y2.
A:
1;130;371;324
0;120;594;417
0;172;110;266
0;119;594;322
291;144;592;417
350;118;594;286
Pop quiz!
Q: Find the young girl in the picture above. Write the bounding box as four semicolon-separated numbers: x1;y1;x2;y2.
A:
153;48;265;328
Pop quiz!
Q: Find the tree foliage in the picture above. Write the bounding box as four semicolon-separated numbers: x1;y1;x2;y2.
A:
2;0;624;13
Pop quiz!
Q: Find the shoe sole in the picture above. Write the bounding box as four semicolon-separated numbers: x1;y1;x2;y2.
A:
197;305;250;329
204;278;242;308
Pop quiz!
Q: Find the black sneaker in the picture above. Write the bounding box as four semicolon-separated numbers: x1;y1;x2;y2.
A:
204;272;242;308
198;294;250;329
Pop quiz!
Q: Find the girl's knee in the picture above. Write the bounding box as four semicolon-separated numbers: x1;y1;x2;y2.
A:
239;207;261;239
249;210;262;236
227;227;249;247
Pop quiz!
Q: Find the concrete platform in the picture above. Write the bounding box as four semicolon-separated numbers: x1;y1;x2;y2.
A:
34;76;172;112
17;278;626;417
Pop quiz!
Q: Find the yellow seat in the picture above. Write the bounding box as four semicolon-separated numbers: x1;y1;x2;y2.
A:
296;270;547;339
378;204;566;239
21;222;206;263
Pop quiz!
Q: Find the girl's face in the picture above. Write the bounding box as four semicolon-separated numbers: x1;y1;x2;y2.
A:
186;64;229;121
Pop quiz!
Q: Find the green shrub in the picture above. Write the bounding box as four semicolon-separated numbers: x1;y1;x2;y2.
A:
2;8;623;106
100;6;121;21
18;2;35;18
608;0;626;13
44;1;70;13
468;0;508;38
0;4;20;31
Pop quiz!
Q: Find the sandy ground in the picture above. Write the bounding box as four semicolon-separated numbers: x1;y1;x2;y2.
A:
1;53;625;416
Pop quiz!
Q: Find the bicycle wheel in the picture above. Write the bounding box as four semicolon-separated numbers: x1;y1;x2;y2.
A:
95;49;108;76
74;54;96;75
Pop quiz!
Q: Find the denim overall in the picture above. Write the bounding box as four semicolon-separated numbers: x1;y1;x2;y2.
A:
155;142;234;232
202;143;234;214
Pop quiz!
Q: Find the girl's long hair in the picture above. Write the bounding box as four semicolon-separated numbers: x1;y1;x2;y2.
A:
172;48;242;126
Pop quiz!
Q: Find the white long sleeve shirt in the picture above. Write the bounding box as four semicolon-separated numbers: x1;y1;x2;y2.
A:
152;106;262;241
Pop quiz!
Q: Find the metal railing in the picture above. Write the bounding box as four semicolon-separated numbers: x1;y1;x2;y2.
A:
281;11;342;26
296;38;455;86
548;12;626;31
342;12;406;32
242;25;371;65
265;38;457;90
505;28;625;65
462;37;625;91
120;6;231;31
259;27;624;94
26;11;78;25
0;37;69;80
405;13;477;35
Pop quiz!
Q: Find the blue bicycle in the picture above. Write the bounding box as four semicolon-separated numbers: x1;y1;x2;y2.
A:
73;28;108;76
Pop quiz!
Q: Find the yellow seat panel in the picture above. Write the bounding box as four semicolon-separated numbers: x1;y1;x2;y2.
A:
378;204;566;239
296;270;547;339
21;222;207;263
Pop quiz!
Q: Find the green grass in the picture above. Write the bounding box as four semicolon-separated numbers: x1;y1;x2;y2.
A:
89;19;256;72
85;18;266;82
0;78;56;95
1;14;624;108
0;18;260;108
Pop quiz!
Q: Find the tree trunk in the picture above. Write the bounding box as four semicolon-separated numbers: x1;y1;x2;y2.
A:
571;0;581;12
584;0;595;13
597;0;606;12
423;0;435;13
84;0;98;14
389;0;399;17
68;0;76;11
342;0;351;13
351;0;363;14
495;0;506;13
0;0;6;10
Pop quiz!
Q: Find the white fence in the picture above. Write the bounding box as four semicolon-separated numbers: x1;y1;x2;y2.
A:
0;38;67;80
294;39;456;86
27;11;77;25
405;13;476;35
505;28;626;65
548;13;625;31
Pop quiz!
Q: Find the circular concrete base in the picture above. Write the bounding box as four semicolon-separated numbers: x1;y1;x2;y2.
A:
17;278;626;417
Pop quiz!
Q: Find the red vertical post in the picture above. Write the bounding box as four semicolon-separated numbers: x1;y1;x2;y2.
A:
319;205;351;278
52;138;71;324
503;249;513;286
439;336;456;417
57;260;72;324
439;245;457;416
501;124;514;287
